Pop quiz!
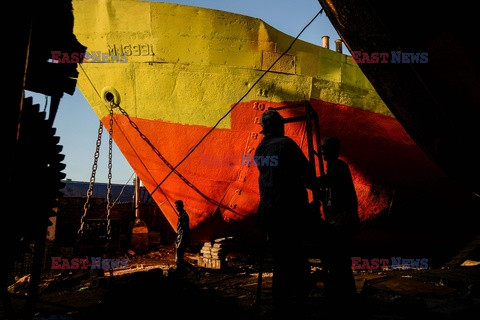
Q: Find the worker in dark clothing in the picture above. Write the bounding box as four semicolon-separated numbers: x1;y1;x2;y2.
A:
174;200;191;272
317;136;360;311
255;109;316;318
173;200;200;278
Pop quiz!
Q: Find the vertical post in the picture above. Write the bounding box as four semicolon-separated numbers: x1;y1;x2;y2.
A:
304;104;316;174
310;103;325;176
310;102;327;221
131;175;148;254
25;223;48;319
135;175;140;219
305;103;322;221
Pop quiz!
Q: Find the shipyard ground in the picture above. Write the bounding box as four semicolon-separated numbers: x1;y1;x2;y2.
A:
2;241;480;320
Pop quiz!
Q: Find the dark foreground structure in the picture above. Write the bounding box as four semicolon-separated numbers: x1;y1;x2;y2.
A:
2;243;480;319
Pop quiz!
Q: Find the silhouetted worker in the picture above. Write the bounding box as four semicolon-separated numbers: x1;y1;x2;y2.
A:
173;200;200;278
317;136;360;311
255;109;315;318
174;200;191;271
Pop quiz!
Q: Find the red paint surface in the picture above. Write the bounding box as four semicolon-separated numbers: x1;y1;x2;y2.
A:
102;99;446;241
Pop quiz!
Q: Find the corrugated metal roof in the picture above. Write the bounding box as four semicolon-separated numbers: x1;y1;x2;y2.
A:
60;180;152;203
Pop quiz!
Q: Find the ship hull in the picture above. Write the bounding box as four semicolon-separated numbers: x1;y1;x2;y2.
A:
72;0;468;242
103;98;445;241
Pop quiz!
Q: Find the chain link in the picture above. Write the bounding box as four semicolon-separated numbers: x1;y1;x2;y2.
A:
77;103;118;258
77;120;104;237
106;105;114;243
79;95;244;248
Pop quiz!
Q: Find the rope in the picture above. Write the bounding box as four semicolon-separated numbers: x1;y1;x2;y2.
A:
114;104;244;217
112;172;135;206
79;64;244;216
78;9;324;217
147;8;324;199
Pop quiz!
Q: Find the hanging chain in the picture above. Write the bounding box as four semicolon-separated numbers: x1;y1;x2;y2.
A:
106;104;115;242
77;120;104;237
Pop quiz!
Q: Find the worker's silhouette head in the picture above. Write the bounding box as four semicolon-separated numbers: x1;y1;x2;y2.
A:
260;109;284;136
174;200;184;211
321;136;340;162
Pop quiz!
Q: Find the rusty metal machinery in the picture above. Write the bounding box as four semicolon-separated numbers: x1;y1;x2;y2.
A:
12;97;66;245
3;96;67;318
4;0;85;317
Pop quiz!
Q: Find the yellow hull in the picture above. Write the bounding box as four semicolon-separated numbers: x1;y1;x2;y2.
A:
72;0;445;241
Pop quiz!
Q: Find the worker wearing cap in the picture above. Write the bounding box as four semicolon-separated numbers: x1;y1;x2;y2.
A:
254;109;316;318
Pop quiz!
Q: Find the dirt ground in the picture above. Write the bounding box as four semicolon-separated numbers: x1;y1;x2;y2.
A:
2;243;480;320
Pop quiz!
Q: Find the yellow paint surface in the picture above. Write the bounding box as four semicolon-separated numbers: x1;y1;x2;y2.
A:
72;0;389;128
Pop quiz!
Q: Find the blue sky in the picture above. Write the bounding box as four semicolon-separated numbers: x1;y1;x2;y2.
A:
26;0;343;185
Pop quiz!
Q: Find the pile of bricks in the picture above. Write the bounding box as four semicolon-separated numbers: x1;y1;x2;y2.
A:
197;237;234;269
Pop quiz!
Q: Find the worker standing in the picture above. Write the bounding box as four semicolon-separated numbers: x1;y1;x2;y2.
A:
255;109;316;318
174;200;190;272
317;136;360;313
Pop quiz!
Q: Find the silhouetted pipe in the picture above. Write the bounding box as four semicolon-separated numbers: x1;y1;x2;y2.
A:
322;36;330;49
335;39;343;53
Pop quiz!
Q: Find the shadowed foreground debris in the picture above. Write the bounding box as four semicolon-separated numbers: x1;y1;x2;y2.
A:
2;244;480;319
